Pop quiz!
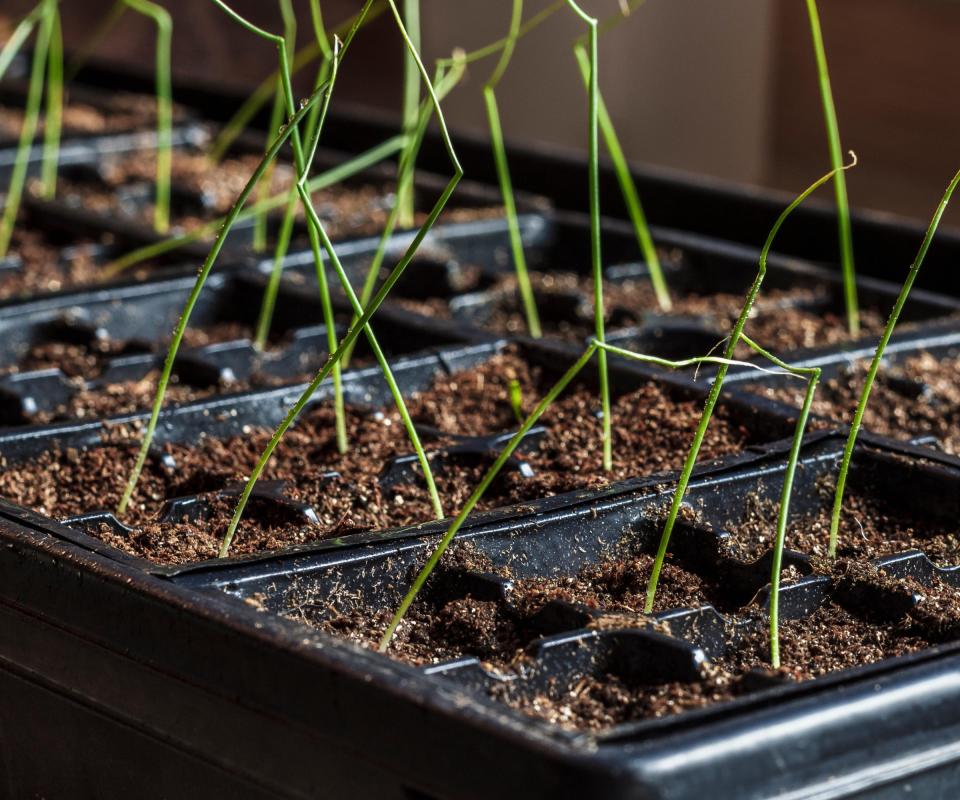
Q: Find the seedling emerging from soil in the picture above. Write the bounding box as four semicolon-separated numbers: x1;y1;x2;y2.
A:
220;0;464;556
805;0;857;335
0;0;61;257
643;155;857;614
738;333;821;669
562;1;612;474
122;0;173;234
378;341;795;652
484;0;541;337
573;0;671;311
508;378;524;424
828;167;960;558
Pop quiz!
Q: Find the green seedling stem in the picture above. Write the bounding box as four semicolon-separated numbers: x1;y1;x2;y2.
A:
303;0;332;145
252;0;332;352
116;88;327;516
643;155;856;614
101;136;404;276
568;2;611;472
508;379;524;423
220;0;462;555
0;6;45;82
484;0;541;337
0;0;55;258
379;340;798;652
252;0;297;254
39;2;61;199
122;0;172;233
207;1;388;164
572;43;669;312
828;167;960;557
737;333;821;670
805;0;857;335
395;0;420;229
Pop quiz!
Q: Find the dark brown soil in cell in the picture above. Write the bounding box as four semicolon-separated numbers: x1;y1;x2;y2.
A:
0;92;183;142
494;578;942;730
745;352;960;454
51;149;504;238
0;227;167;300
297;546;714;668
327;539;951;730
45;371;217;423
722;488;960;566
398;268;887;353
0;346;755;564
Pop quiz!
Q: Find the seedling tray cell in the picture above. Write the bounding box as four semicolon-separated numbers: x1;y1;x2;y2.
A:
726;325;960;455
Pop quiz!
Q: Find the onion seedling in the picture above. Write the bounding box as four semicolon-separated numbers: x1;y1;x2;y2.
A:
827;167;960;558
737;333;821;670
122;0;172;234
378;341;799;652
220;0;463;556
340;3;568;368
805;0;857;335
0;0;59;257
253;0;328;352
643;155;857;614
573;0;671;311
395;0;421;229
38;1;61;200
483;0;541;337
562;1;612;474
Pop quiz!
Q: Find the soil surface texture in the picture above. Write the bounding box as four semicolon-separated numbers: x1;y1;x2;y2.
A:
0;346;759;563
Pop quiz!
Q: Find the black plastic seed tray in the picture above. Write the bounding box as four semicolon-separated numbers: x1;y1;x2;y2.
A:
6;428;960;797
163;430;960;799
0;336;801;576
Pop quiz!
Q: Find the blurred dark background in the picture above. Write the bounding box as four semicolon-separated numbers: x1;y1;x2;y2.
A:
7;0;960;228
